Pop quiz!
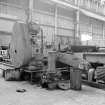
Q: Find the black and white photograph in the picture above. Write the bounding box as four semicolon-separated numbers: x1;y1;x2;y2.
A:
0;0;105;105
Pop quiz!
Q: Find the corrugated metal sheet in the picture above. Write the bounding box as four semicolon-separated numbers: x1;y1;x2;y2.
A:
58;17;74;29
32;12;55;26
0;19;14;32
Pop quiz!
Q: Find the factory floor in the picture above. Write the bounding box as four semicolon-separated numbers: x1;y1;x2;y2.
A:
0;74;105;105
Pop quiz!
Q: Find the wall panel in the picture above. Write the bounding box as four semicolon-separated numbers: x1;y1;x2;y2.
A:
32;11;55;26
0;0;105;47
41;26;54;43
58;17;74;29
80;14;105;46
0;34;11;46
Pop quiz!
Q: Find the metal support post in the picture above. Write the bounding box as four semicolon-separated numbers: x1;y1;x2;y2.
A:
74;9;80;45
26;0;34;23
90;23;93;44
74;0;80;45
48;51;56;72
54;5;58;49
90;23;93;36
76;10;80;38
103;24;105;39
40;29;44;54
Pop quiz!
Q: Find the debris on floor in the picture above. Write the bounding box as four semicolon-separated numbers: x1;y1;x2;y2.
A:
16;89;26;93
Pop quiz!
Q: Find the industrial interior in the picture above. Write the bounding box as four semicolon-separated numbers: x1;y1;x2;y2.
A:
0;0;105;105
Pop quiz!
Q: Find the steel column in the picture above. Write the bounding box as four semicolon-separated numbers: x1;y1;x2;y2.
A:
26;0;33;23
90;23;93;37
54;5;58;48
75;10;80;38
103;24;105;39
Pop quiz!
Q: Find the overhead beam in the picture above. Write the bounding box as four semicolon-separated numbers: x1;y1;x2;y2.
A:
49;0;78;10
0;14;18;21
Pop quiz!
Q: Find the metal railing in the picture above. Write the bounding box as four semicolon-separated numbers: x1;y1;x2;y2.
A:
62;0;105;15
0;2;26;21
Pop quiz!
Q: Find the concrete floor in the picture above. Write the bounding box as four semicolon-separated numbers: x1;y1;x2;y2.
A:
0;75;105;105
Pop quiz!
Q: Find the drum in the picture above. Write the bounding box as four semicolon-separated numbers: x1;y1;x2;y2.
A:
10;22;32;68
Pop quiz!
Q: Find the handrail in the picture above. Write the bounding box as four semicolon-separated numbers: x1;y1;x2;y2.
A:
59;0;105;15
0;2;25;10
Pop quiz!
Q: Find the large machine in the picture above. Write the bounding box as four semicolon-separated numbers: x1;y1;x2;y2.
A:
1;20;105;90
7;21;42;67
0;21;82;89
3;21;44;80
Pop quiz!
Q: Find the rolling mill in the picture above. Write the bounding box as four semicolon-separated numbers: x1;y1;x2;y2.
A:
0;20;105;90
0;1;105;105
1;21;83;90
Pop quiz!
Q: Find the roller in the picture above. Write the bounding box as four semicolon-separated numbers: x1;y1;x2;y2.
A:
10;22;32;68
